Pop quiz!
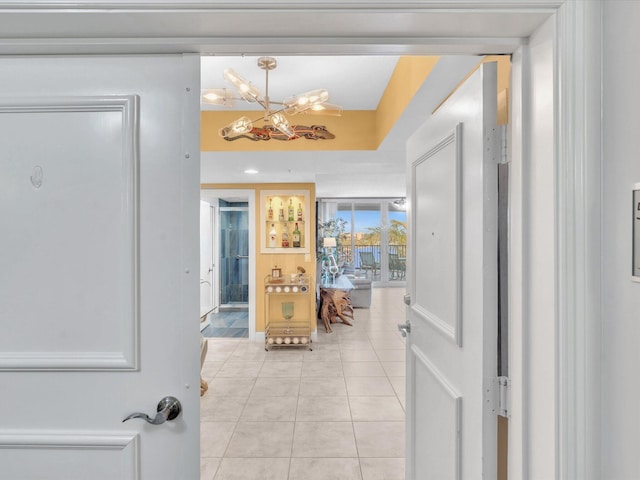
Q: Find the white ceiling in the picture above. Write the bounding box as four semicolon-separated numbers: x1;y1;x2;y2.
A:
200;55;481;197
201;55;401;111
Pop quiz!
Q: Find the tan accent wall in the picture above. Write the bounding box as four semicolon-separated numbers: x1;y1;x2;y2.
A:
202;183;317;333
375;56;440;145
202;110;377;151
201;56;441;152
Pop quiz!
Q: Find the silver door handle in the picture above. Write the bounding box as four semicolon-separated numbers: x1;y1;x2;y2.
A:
397;323;411;337
122;396;182;425
236;255;249;260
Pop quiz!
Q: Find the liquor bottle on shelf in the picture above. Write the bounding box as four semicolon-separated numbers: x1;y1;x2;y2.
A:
278;202;285;221
297;202;303;221
281;223;290;247
267;199;273;221
288;199;295;221
269;223;277;248
292;222;301;248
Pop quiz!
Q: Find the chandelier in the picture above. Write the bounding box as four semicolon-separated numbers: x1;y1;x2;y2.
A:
202;57;342;140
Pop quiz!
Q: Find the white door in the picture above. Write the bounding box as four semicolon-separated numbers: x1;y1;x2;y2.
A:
404;62;499;479
200;200;216;316
0;55;201;479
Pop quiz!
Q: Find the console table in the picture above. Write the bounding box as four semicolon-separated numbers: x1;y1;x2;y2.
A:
319;275;354;333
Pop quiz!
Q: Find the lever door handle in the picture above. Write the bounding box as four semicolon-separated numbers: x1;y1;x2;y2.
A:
122;396;182;425
397;323;411;337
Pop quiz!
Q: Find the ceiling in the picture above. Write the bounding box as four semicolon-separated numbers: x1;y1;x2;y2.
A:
0;3;552;199
200;54;481;197
201;55;401;111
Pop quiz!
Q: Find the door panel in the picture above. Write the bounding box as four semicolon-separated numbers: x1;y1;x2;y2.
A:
0;433;138;479
406;62;499;480
1;97;138;369
0;55;200;478
413;128;462;345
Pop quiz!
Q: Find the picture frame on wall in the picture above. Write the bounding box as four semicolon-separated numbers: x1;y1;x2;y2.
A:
271;268;282;279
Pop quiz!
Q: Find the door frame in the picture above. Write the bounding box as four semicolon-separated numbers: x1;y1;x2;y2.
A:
201;188;257;341
3;1;603;478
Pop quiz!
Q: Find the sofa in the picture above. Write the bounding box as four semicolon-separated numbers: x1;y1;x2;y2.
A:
346;275;372;308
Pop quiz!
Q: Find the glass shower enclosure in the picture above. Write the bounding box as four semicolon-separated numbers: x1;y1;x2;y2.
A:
219;202;249;309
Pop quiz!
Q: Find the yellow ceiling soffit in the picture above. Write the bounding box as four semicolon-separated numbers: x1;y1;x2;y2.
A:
375;56;440;147
200;56;440;153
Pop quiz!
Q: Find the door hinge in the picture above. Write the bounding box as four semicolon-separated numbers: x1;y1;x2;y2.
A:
498;376;510;418
499;124;509;164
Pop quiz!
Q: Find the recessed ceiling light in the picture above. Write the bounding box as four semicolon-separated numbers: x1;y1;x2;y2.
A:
244;168;259;174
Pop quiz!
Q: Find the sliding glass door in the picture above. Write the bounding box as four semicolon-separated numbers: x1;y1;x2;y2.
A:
320;198;406;285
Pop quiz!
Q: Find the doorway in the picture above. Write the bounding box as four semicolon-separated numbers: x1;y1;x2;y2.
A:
219;202;249;310
201;189;257;340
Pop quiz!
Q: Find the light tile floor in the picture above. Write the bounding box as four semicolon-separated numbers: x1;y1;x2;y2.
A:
202;310;249;338
201;287;406;480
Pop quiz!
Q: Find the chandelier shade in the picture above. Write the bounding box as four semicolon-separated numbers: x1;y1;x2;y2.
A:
223;68;261;103
284;89;329;114
202;88;235;107
218;116;253;138
202;56;341;140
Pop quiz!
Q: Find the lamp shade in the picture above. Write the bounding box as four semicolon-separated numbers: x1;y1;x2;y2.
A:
304;103;343;117
323;237;337;247
284;89;330;115
223;68;261;103
201;88;235;107
271;112;295;138
218;116;253;138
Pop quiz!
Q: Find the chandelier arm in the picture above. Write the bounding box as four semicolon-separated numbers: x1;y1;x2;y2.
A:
255;98;269;110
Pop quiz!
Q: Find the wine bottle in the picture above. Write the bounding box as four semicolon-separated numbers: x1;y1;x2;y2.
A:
269;223;277;248
292;222;301;248
281;223;290;247
297;202;303;221
278;202;285;221
288;199;295;221
267;199;273;221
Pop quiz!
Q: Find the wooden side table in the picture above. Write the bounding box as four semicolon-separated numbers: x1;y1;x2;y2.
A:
319;275;354;333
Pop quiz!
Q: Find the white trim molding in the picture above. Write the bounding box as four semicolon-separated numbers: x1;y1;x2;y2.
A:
555;1;603;480
0;1;604;478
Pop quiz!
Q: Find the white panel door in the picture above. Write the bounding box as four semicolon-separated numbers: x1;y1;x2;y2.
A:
0;55;200;479
405;62;499;480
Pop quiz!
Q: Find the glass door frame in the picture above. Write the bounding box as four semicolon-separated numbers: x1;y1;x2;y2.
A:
318;197;407;287
219;205;249;307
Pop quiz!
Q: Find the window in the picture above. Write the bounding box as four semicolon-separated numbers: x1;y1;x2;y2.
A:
318;198;406;284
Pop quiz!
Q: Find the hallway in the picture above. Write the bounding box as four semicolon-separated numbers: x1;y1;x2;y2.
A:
200;287;406;480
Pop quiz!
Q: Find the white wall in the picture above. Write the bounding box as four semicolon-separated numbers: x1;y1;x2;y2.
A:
603;2;640;478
